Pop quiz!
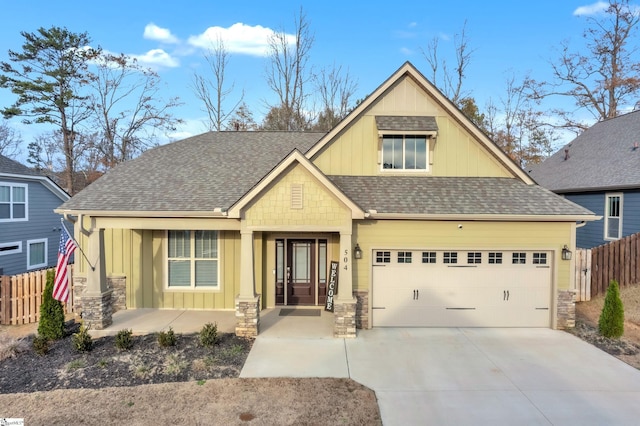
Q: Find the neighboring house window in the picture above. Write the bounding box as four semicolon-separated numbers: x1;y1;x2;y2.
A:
0;241;22;256
167;230;219;289
604;193;623;240
382;135;428;170
27;238;47;269
0;182;28;221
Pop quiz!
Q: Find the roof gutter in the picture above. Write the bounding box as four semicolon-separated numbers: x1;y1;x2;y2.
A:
54;209;230;218
365;211;601;222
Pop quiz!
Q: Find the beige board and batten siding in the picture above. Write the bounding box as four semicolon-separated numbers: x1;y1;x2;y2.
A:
243;163;352;230
312;75;512;178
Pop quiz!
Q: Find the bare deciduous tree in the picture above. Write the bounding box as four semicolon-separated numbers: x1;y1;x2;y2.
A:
89;53;183;169
0;120;22;158
263;7;314;130
312;64;358;131
531;0;640;132
192;37;243;131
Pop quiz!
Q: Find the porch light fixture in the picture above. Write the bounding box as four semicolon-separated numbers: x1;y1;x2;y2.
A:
562;245;572;261
354;243;363;260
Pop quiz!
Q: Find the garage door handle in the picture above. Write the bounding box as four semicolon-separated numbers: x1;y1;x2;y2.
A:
503;290;510;301
412;289;419;300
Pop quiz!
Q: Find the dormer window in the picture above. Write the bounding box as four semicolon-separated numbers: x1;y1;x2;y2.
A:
375;116;438;173
382;135;427;170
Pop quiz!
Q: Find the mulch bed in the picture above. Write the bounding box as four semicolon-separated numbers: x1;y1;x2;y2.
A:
0;321;253;394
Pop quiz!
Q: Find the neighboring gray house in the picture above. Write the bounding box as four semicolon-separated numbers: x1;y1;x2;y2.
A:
529;110;640;248
0;154;70;275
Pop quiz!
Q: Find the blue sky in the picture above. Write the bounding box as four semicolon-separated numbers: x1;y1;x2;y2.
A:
0;0;617;162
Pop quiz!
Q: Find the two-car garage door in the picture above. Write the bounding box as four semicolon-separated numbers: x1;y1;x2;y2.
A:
372;249;552;327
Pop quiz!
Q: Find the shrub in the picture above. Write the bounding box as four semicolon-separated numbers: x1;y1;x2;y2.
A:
199;322;218;348
158;327;177;347
0;334;29;361
37;270;65;341
72;324;93;352
32;335;50;356
598;279;625;338
115;329;134;351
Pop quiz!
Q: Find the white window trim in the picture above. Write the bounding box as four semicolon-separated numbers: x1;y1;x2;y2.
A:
164;230;222;291
604;192;623;241
27;238;48;269
0;241;22;256
0;182;28;222
379;135;431;173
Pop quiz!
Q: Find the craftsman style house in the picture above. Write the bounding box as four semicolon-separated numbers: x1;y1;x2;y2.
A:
56;62;595;337
1;154;70;276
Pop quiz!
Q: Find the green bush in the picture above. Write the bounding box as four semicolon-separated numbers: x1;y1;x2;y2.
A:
115;329;134;351
72;324;93;352
37;270;65;341
199;322;218;348
158;327;177;347
32;335;50;356
598;279;625;338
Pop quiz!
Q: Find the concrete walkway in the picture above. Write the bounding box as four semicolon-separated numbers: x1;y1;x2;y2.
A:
242;327;640;426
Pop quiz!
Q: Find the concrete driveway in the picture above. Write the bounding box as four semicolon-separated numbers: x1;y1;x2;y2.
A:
241;327;640;425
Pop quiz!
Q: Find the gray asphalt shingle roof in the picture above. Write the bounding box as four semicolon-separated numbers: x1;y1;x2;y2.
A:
60;132;324;212
329;175;593;216
528;110;640;192
0;154;39;176
375;116;438;131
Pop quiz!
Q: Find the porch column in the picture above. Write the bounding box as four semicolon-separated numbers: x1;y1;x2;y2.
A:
235;230;260;338
335;231;357;338
82;225;113;329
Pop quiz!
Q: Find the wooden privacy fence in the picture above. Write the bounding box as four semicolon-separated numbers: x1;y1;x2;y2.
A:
589;233;640;298
573;248;592;302
0;266;74;325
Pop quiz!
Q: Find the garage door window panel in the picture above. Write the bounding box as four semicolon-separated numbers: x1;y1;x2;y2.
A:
533;253;547;265
375;251;391;264
422;252;436;264
488;252;502;264
512;253;526;264
398;251;412;263
467;252;482;264
444;252;457;264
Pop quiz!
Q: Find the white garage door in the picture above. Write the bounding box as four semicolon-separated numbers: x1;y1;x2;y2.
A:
372;250;552;327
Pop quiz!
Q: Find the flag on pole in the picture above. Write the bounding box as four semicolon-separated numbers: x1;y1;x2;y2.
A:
53;225;76;302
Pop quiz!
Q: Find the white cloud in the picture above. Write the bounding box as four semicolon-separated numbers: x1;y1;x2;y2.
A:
187;23;292;56
573;1;608;16
144;23;179;44
400;47;413;55
131;49;180;68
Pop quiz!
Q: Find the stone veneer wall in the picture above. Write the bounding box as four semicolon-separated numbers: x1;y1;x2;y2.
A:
235;296;260;338
354;290;369;329
81;290;113;329
108;276;127;313
556;290;576;329
334;301;357;338
72;275;125;326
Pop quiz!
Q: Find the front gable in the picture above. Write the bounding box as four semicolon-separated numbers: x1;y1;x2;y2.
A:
228;150;365;230
309;62;529;182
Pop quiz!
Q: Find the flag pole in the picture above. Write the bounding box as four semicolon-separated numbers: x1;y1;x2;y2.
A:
60;218;96;271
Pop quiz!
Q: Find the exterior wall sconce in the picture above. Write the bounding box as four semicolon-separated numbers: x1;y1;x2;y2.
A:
562;245;572;261
354;243;363;260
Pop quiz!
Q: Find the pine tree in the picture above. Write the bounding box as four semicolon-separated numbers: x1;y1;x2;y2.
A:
598;279;625;339
37;269;65;340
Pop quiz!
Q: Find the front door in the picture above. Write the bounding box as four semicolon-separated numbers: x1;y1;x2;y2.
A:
287;239;316;305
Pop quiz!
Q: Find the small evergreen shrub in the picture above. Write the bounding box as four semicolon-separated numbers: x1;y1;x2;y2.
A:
72;324;93;352
158;327;177;347
598;279;625;338
32;335;50;356
199;322;218;348
115;329;134;351
37;270;65;341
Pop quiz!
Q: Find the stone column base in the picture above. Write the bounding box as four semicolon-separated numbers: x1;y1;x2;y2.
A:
235;296;260;338
82;290;114;330
354;290;369;329
334;300;357;338
556;290;576;329
108;275;127;313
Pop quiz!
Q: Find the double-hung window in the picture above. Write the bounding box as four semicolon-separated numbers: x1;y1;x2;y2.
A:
167;230;219;289
0;182;27;221
382;135;428;170
604;193;622;240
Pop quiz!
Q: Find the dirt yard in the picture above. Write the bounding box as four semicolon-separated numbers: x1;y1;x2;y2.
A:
0;322;381;425
569;284;640;369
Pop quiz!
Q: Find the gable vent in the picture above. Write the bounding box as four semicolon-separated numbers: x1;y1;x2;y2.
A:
291;184;303;209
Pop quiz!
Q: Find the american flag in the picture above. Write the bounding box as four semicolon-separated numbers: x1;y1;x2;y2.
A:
53;225;76;302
